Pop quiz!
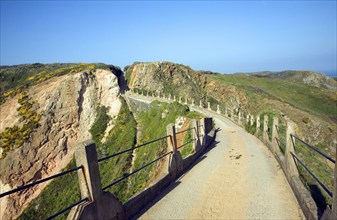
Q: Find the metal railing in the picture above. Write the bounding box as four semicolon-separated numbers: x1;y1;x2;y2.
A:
98;134;172;191
0;165;84;219
290;134;335;198
275;124;286;154
98;135;170;163
291;152;333;197
291;134;335;163
102;151;172;191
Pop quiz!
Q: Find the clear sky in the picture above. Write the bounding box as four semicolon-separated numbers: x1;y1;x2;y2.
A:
1;1;336;74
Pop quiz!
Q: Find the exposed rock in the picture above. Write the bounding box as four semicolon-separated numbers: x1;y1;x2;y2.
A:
0;69;121;219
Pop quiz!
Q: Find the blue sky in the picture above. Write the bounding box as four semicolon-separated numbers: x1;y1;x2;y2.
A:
1;1;336;75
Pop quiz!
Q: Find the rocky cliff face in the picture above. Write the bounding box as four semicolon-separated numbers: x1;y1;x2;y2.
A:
125;61;336;156
0;69;121;219
125;62;248;111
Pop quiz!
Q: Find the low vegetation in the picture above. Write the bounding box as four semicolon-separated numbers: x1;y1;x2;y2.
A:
127;100;203;197
19;160;80;220
19;97;136;218
0;92;41;158
209;74;337;118
0;63;112;104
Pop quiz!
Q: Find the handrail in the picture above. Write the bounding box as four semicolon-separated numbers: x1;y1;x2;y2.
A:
102;151;172;191
275;137;285;147
275;124;286;134
291;134;335;164
98;135;170;163
291;152;333;197
0;166;83;198
175;127;194;135
177;139;196;150
46;197;89;220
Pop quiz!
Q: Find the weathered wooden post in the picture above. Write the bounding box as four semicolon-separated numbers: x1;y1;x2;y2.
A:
263;115;269;142
191;98;195;106
185;96;188;105
166;124;183;179
255;115;260;135
230;108;234;120
271;117;279;154
250;114;254;126
285;121;298;178
246;114;249;124
238;111;241;125
208;102;211;111
217;105;221;114
191;119;201;152
199;100;202;108
70;140;124;219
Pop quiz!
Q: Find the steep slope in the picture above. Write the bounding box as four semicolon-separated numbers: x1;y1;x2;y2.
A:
125;61;248;112
124;61;336;155
0;66;121;219
238;70;337;91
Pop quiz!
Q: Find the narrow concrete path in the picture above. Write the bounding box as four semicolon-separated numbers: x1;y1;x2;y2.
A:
138;109;304;219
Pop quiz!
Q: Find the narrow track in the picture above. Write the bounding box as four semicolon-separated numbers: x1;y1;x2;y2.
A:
137;108;304;219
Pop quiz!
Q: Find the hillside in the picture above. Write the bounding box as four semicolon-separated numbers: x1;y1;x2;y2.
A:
236;70;337;91
0;63;122;219
0;62;206;219
125;61;336;155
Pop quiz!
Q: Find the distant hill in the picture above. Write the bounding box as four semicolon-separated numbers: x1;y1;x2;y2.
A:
235;70;337;91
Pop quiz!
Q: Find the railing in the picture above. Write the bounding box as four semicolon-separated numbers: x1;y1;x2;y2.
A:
290;134;335;198
98;134;172;191
275;124;286;154
176;127;196;150
129;90;337;219
0;165;86;219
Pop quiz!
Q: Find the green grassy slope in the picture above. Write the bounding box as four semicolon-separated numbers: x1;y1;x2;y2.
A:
209;74;337;117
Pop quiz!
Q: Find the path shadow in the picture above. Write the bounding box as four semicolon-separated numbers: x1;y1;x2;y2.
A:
132;129;220;219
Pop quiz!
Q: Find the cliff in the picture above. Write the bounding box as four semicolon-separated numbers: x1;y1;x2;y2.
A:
0;67;121;219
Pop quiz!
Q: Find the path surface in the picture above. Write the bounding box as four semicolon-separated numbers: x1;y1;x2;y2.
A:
135;102;304;219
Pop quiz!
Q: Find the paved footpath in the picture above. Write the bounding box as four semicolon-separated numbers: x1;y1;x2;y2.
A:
138;108;304;219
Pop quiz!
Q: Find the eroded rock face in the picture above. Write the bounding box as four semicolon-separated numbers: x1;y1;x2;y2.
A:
125;62;248;111
0;69;121;219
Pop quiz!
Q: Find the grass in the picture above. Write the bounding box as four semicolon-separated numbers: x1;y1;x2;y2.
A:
18;159;81;220
94;98;136;203
127;101;203;197
209;74;337;117
0;63;111;104
179;125;195;159
294;140;334;213
19;97;136;218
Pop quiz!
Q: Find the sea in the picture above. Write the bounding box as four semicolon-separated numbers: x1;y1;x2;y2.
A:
321;70;337;78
